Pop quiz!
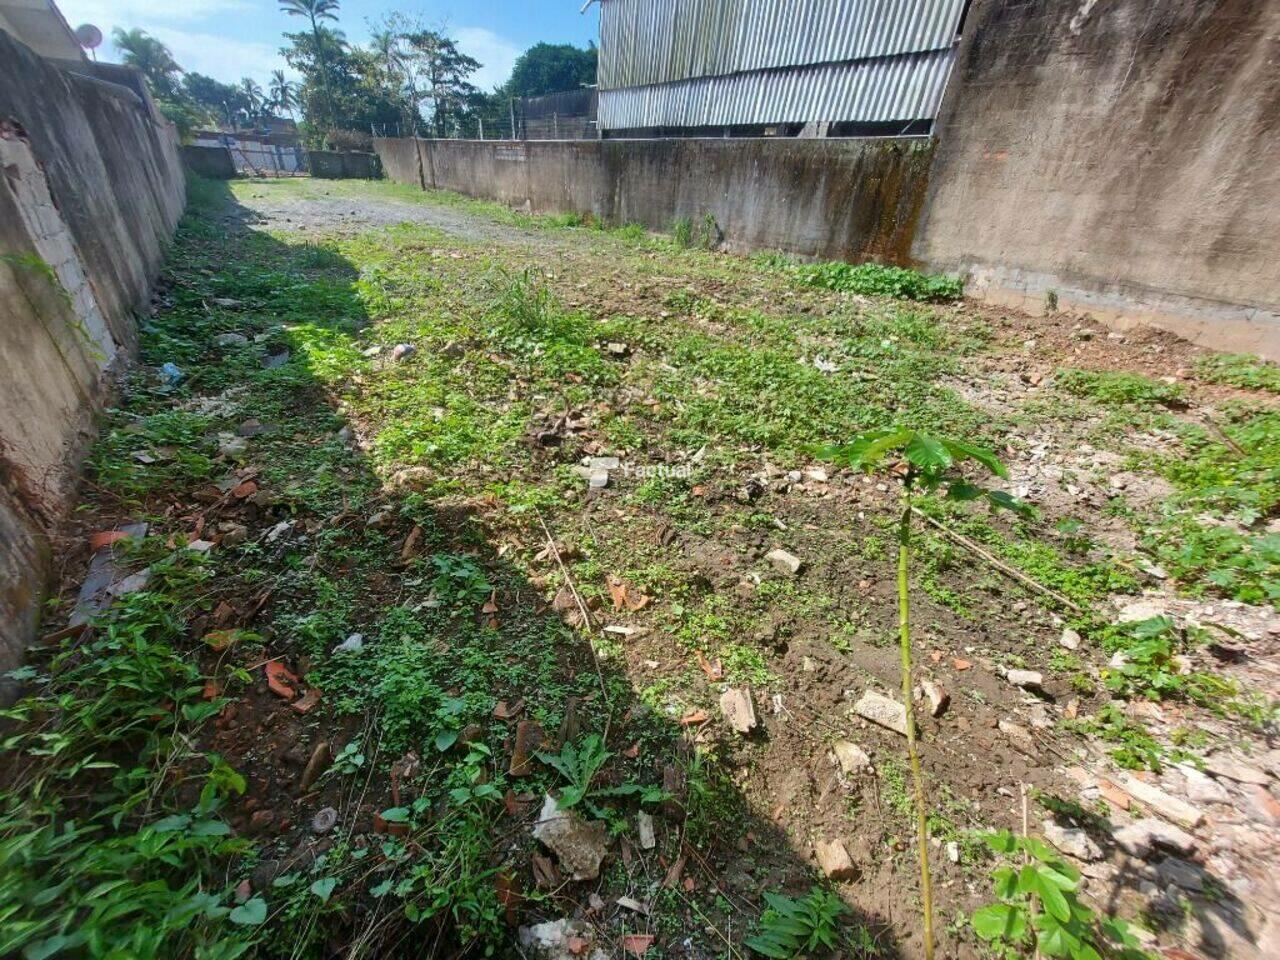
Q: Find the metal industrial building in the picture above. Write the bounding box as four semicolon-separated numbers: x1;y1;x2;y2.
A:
596;0;970;137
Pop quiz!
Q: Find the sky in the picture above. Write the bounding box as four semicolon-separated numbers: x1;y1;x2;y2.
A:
56;0;599;91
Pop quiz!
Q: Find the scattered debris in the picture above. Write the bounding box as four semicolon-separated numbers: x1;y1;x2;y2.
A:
510;720;544;777
391;343;416;361
333;633;363;654
920;680;949;717
311;807;338;834
832;741;872;776
1111;817;1197;858
765;548;803;575
852;691;910;737
616;895;649;915
997;718;1036;753
815;838;858;881
621;934;654;957
1116;774;1204;829
265;661;299;700
532;795;608;881
1004;669;1044;691
1042;819;1102;861
637;811;656;850
290;688;322;715
719;687;758;734
299;741;330;792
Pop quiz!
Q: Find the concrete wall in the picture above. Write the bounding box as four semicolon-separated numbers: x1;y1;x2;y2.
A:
379;136;935;263
914;0;1280;354
374;0;1280;355
0;29;185;663
308;150;381;180
181;144;237;179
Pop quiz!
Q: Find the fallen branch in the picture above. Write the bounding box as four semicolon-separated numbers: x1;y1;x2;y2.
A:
534;508;609;711
911;508;1083;614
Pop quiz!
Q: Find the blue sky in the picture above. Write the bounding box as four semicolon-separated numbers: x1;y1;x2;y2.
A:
56;0;599;90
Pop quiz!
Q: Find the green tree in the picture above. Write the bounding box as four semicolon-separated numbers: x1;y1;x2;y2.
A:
269;70;299;119
281;28;399;144
403;29;480;136
111;28;182;101
279;0;340;131
500;41;596;99
239;78;266;125
183;72;250;125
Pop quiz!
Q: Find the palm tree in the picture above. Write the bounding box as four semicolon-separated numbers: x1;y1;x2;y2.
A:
279;0;340;131
239;78;265;126
112;28;182;100
269;70;299;120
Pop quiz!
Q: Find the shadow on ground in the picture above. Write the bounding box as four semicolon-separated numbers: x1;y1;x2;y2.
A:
45;178;908;959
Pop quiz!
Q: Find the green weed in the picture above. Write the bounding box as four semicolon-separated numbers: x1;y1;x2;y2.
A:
790;262;963;303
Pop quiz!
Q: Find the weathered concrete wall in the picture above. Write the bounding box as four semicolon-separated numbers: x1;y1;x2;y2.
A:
914;0;1280;355
0;29;185;664
181;144;236;179
377;137;935;263
308;150;381;180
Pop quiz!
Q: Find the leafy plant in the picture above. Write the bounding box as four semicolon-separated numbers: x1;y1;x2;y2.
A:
537;734;609;809
429;553;492;608
1056;368;1183;408
791;261;963;302
972;831;1149;960
820;427;1029;960
1194;353;1280;394
745;887;848;958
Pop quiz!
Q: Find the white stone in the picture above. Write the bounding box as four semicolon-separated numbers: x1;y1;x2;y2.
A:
1118;774;1204;829
1112;817;1197;858
1174;765;1229;805
832;741;872;775
719;687;758;734
765;548;802;575
1042;819;1102;861
1204;754;1271;786
1005;669;1044;691
1060;628;1081;650
853;692;910;737
532;795;608;881
637;811;656;850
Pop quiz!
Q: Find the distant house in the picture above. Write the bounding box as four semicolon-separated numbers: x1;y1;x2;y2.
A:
596;0;970;138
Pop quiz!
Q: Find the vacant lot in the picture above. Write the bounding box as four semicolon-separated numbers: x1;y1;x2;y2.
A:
6;177;1278;960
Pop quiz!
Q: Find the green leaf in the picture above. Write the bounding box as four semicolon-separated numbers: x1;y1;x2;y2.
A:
941;437;1008;478
946;481;983;501
309;877;337;902
150;814;191;833
905;433;952;473
190;819;231;837
379;807;410;823
987;489;1036;517
433;729;459;752
228;897;267;926
971;902;1026;942
369;879;393;897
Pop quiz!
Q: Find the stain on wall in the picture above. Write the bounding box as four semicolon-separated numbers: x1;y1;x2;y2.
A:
378;136;936;265
915;0;1280;353
0;29;186;666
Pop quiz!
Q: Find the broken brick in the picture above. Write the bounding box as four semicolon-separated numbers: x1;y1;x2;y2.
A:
265;660;299;700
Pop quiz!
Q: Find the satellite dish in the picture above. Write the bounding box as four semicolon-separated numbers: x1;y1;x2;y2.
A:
75;23;103;50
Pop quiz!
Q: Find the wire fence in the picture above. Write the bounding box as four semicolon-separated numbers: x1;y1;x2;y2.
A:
369;92;599;141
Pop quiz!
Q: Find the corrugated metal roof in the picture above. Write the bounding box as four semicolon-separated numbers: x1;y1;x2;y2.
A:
598;47;955;129
598;0;967;90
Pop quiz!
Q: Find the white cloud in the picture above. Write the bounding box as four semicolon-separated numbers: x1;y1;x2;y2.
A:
148;27;288;87
57;0;252;30
453;26;521;92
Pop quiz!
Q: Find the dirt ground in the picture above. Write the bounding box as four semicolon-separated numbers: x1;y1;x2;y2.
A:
33;177;1280;960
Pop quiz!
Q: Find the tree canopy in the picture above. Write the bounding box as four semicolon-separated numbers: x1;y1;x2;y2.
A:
499;42;597;99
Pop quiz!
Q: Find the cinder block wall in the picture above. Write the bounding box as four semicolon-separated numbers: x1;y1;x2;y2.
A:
0;30;186;665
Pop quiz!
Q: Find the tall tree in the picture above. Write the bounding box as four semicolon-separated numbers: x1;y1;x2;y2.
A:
403;29;480;136
112;28;183;101
240;77;265;125
500;42;596;99
269;70;299;119
183;72;250;125
279;0;340;130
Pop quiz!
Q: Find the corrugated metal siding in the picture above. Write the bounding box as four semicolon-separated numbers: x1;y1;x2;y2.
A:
599;0;967;90
598;47;955;129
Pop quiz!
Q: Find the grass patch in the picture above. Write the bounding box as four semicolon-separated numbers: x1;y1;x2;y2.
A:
789;261;963;302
